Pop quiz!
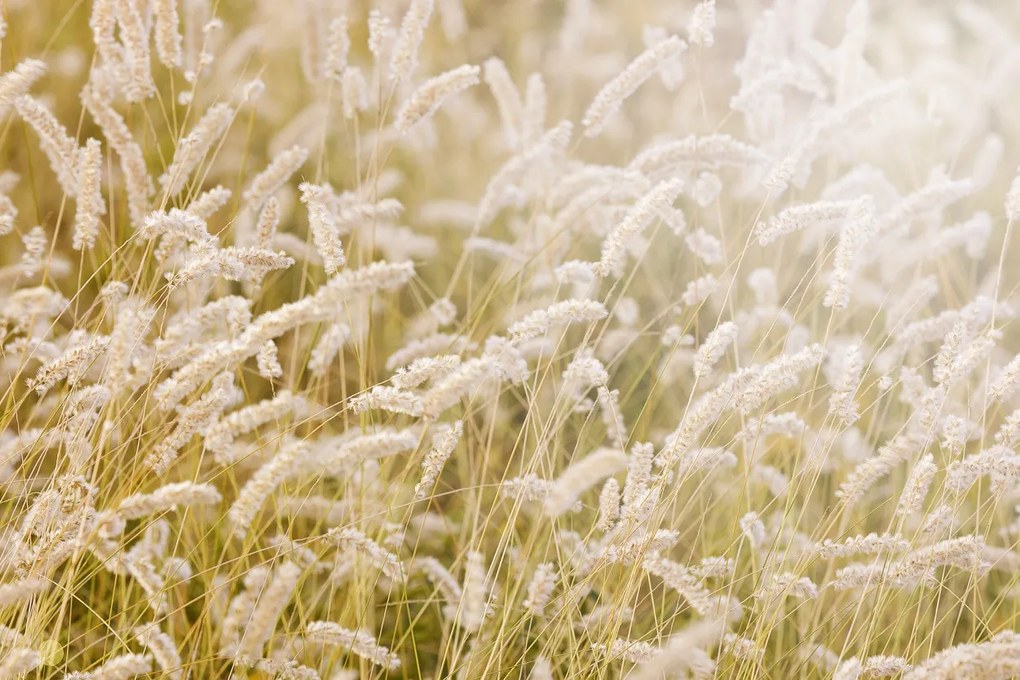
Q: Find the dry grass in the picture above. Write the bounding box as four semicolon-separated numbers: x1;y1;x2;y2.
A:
1;0;1020;678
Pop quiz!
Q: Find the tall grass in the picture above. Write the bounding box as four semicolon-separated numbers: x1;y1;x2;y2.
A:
1;0;1020;678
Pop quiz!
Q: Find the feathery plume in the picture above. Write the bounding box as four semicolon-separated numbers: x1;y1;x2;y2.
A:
160;103;234;197
0;59;46;120
394;64;480;133
543;448;628;516
414;421;463;500
390;0;434;83
582;36;686;137
693;321;737;379
305;622;400;669
508;299;608;344
134;625;182;680
300;182;347;274
73;139;105;250
16;96;79;195
154;0;184;68
595;179;684;277
522;562;557;615
243;146;309;213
